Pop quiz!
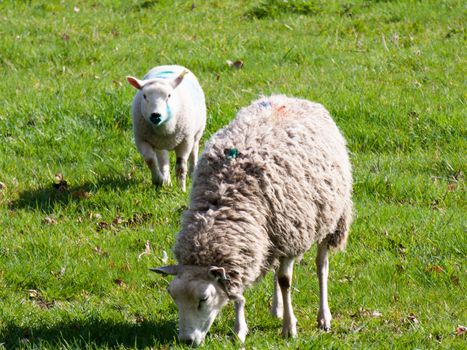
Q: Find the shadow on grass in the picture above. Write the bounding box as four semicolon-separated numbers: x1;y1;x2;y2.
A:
2;318;177;349
9;174;139;214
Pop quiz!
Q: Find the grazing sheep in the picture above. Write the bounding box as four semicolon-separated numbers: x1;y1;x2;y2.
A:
152;95;353;345
127;65;206;191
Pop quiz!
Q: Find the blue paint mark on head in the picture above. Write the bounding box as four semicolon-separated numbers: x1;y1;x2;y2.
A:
149;70;176;79
155;70;175;78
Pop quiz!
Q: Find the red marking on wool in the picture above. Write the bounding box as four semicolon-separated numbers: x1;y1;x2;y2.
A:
276;105;286;113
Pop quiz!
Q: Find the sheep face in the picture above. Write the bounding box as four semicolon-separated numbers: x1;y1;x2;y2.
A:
138;82;173;126
152;265;230;346
127;71;187;127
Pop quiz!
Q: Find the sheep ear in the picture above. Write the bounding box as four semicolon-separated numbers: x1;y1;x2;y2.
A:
127;76;145;90
170;70;188;89
150;265;179;276
208;266;228;281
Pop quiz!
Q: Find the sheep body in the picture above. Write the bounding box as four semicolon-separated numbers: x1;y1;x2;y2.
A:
154;94;352;345
128;65;206;190
176;94;352;283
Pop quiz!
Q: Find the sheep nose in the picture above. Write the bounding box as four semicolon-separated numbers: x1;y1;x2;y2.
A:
150;112;161;125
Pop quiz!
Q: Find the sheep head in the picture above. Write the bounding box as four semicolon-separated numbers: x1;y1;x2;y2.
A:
126;70;188;127
151;264;238;346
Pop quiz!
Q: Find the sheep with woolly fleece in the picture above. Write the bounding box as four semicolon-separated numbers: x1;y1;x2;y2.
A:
127;65;206;191
152;94;353;346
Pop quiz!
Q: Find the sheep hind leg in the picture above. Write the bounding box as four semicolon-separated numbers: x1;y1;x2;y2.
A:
174;140;193;192
270;272;283;319
278;257;297;338
316;242;332;331
188;138;199;177
156;150;171;186
175;157;188;192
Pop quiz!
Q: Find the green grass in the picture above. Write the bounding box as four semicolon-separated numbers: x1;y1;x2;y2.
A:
0;0;465;348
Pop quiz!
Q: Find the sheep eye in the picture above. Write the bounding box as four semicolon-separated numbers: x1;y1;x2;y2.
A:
167;94;171;100
143;94;147;100
198;296;208;310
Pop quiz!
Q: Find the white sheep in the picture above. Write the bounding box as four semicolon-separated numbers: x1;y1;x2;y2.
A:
127;65;206;191
152;95;353;345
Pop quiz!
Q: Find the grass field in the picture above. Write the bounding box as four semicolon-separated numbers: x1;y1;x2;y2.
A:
0;0;465;349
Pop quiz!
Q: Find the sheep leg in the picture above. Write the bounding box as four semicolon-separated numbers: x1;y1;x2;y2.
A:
316;242;332;331
136;141;164;186
278;257;297;338
174;140;192;192
270;272;283;319
175;157;187;192
188;138;200;176
234;296;248;342
155;150;171;186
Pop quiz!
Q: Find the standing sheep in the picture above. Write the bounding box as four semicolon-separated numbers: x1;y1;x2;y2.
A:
152;95;353;346
127;65;206;191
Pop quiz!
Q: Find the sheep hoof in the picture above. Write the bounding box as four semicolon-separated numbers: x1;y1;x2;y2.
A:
235;329;248;343
317;309;332;332
281;327;297;338
152;176;172;187
151;177;164;187
317;318;331;332
281;318;297;338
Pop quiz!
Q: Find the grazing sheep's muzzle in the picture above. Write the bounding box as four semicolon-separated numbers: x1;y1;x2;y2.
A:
179;334;202;347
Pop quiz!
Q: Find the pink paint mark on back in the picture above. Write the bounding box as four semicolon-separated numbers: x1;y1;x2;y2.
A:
276;105;286;112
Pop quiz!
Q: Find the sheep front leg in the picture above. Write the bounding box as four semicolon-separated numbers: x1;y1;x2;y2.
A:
316;242;332;331
136;141;164;186
270;272;283;319
278;257;297;338
155;150;171;186
234;296;248;342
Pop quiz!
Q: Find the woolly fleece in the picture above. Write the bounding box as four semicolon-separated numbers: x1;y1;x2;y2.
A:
174;95;353;294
